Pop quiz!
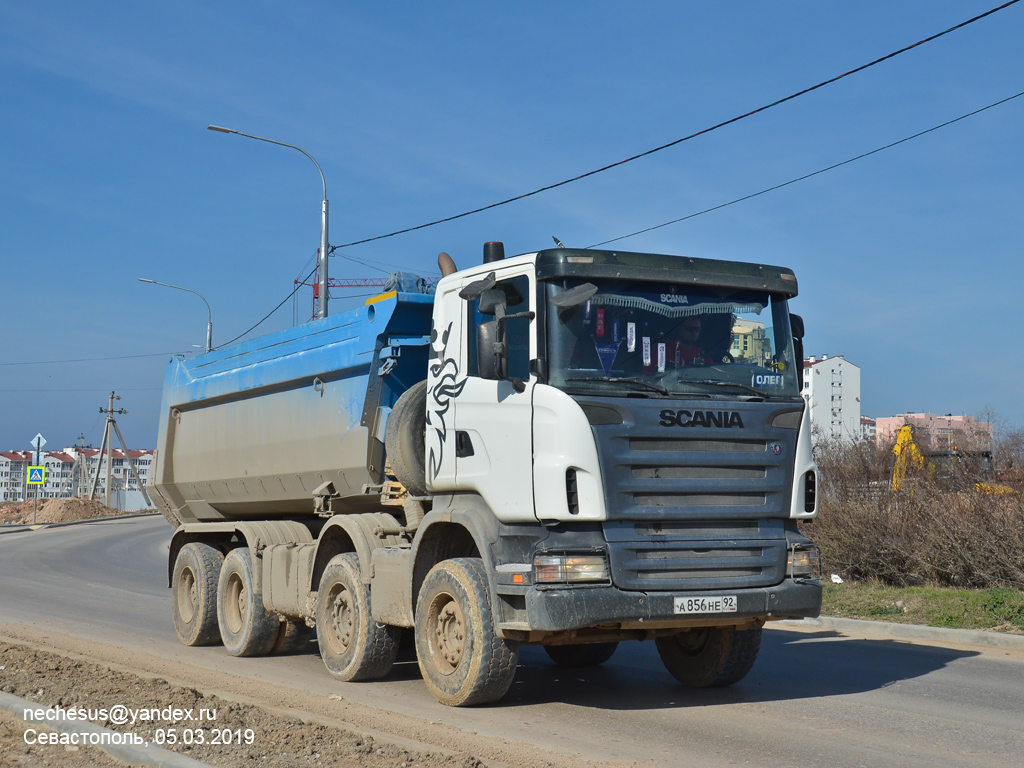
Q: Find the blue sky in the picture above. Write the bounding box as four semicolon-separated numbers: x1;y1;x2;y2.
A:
1;1;1022;451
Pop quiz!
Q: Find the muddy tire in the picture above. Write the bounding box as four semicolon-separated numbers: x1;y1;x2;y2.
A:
656;625;762;687
544;642;618;668
385;380;428;495
216;547;280;657
172;543;224;646
272;620;313;655
316;554;399;681
415;558;519;707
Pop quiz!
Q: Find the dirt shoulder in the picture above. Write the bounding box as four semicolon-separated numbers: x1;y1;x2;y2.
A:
0;499;135;526
0;708;131;768
0;639;485;768
0;625;627;768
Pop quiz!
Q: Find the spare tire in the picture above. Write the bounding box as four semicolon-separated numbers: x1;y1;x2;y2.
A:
385;379;428;495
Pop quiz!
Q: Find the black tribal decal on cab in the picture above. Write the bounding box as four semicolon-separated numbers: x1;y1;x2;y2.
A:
427;322;466;480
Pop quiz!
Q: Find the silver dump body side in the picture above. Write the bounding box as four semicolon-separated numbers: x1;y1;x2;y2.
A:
149;292;435;527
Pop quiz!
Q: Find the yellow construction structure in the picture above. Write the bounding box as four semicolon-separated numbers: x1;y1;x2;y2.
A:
890;425;924;492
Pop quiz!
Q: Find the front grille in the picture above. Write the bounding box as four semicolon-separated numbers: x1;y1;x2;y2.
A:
630;438;765;453
604;518;787;591
634;493;766;507
579;396;802;590
585;398;800;521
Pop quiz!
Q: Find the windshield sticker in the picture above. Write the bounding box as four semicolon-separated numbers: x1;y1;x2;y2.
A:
584;299;591;325
657;343;666;373
612;318;620;344
596;344;618;376
596;308;605;337
627;322;636;352
752;373;785;388
642;337;651;366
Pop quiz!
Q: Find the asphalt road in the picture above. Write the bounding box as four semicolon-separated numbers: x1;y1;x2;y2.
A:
2;516;1023;768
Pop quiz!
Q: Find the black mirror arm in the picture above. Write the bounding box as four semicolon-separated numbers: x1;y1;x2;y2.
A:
499;310;536;324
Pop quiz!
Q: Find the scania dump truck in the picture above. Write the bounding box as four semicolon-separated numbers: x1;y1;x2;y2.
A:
150;242;822;706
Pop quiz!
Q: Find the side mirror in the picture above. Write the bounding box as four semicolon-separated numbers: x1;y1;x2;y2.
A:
478;289;506;317
550;283;598;308
790;314;805;389
477;320;502;380
790;313;805;340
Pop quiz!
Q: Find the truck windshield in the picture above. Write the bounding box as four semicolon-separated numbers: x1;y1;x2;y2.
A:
545;279;800;398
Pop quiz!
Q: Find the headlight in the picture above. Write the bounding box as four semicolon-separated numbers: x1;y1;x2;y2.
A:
534;553;610;584
787;546;820;578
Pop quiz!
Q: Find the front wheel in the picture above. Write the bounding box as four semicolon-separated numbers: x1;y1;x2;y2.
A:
316;553;399;681
656;625;762;687
415;558;519;707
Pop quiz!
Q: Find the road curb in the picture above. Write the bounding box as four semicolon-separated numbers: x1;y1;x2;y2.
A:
777;616;1024;651
0;690;215;768
0;511;159;535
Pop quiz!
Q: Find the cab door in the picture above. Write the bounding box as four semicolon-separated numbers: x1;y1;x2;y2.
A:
453;270;537;522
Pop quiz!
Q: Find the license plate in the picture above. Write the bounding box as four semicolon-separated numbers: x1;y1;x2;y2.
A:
673;595;738;614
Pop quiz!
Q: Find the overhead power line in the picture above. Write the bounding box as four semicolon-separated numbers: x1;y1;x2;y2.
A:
0;388;162;393
0;352;179;367
333;0;1019;250
588;89;1024;248
218;263;318;348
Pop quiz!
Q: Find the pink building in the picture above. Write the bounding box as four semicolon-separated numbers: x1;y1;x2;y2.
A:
874;413;992;453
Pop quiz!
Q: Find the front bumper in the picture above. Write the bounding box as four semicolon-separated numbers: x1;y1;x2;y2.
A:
509;577;821;633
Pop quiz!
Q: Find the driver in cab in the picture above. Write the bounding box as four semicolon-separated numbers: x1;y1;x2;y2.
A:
671;317;713;368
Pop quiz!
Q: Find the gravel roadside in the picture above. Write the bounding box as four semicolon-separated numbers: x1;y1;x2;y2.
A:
0;641;483;768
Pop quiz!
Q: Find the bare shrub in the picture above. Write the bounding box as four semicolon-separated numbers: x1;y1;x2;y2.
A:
805;434;1024;590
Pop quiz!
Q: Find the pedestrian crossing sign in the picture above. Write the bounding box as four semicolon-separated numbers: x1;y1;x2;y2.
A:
27;466;45;484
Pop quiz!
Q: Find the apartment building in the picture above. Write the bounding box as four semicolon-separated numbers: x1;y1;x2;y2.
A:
801;355;862;443
0;447;154;502
874;413;992;453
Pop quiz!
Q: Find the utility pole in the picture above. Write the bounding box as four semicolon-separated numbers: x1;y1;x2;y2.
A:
88;392;152;509
65;433;86;498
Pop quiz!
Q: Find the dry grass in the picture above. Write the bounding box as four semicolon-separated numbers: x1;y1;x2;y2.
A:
803;436;1024;590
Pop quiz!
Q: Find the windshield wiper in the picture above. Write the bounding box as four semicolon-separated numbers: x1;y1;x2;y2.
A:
681;379;766;398
565;376;669;396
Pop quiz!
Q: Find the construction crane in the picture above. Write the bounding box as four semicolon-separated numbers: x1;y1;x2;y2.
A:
294;264;438;320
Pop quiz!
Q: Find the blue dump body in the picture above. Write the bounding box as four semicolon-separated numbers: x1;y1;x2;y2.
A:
149;291;435;526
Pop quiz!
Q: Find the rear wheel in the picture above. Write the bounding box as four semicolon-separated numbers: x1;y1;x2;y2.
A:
316;554;399;681
216;547;280;657
544;642;618;668
656;625;762;687
415;558;519;706
172;543;223;646
273;620;313;655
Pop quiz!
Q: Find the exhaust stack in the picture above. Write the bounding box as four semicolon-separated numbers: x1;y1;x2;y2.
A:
438;251;458;277
483;241;505;264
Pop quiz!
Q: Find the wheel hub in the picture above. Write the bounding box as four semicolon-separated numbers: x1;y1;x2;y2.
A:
223;573;246;634
178;567;197;623
329;587;354;654
434;599;465;672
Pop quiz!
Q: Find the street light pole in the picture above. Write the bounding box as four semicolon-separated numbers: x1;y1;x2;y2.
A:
138;279;213;352
207;125;330;319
